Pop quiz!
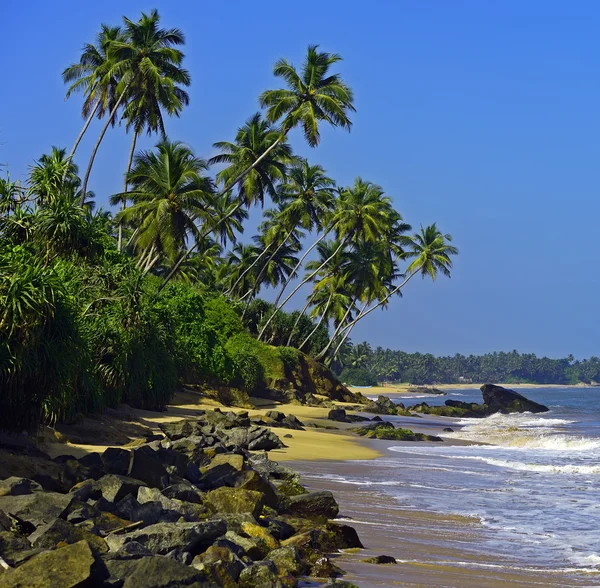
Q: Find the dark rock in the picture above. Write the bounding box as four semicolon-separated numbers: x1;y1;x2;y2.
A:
237;561;283;588
233;469;280;509
114;495;169;525
165;548;193;565
0;531;32;565
204;453;245;471
196;463;238;491
78;451;105;477
353;423;443;442
0;540;103;588
128;446;168;489
106;520;226;555
310;555;344;578
0;492;73;528
170;436;210;467
158;419;202;441
204;487;264;519
248;453;298;481
101;447;131;476
192;545;245;585
371;416;383;422
137;487;207;522
361;554;397;564
283;491;339;519
322;522;364;549
162;483;204;504
260;517;297;541
283;434;293;438
105;555;215;588
267;545;308;576
69;478;102;502
443;427;455;432
223;530;268;560
115;540;152;558
0;477;42;497
96;474;147;504
328;408;369;423
481;383;549;414
28;517;108;553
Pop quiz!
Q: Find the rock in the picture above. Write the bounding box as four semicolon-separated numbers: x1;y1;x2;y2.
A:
237;561;284;588
223;530;269;560
371;415;383;422
481;384;549;414
283;491;339;519
443;427;454;432
106;520;226;555
233;469;280;509
92;511;132;534
114;495;169;525
196;463;239;491
96;474;147;504
283;434;293;438
260;517;296;541
267;545;307;576
192;545;245;586
361;554;397;564
29;517;108;553
204;487;264;519
247;453;298;481
211;512;257;534
115;540;152;557
158;419;202;441
101;447;131;476
0;492;73;528
240;521;279;550
326;581;360;588
324;522;363;549
0;531;32;565
327;408;369;423
0;477;42;497
77;452;106;479
105;555;215;588
170;436;210;467
274;479;308;498
137;486;207;522
128;446;168;489
204;453;244;472
310;556;344;578
352;424;443;442
0;540;102;588
220;426;285;451
161;483;204;504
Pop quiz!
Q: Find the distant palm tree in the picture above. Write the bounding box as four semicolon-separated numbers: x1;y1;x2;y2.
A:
62;25;124;172
81;10;190;202
111;139;213;273
205;191;248;247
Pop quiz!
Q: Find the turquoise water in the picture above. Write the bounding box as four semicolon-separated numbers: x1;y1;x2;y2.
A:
306;387;600;577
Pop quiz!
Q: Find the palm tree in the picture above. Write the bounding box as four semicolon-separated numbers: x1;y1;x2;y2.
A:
220;243;261;298
81;9;189;203
111;139;213;273
62;25;124;172
258;177;396;340
205;191;248;247
157;44;355;292
330;224;458;357
28;147;80;205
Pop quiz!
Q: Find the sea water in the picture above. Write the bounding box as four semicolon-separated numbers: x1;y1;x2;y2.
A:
302;387;600;579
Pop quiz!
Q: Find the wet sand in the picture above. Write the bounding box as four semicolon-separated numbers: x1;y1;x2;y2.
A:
295;456;598;587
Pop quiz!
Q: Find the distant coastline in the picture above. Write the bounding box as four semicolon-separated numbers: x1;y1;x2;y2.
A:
348;382;598;395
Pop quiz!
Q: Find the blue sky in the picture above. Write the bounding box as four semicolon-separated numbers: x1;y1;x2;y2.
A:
2;1;599;358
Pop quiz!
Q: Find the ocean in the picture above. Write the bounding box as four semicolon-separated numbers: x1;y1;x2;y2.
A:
296;387;600;586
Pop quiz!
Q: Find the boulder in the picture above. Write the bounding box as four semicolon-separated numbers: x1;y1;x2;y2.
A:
260;517;296;541
137;486;207;521
0;531;32;565
196;463;238;491
204;453;244;472
128;446;168;489
29;517;108;553
0;540;102;588
101;447;131;476
247;453;298;481
237;561;284;588
204;487;264;519
267;545;307;576
233;469;280;509
96;474;147;504
0;492;73;528
161;483;204;504
169;436;210;467
158;419;202;441
481;384;549;414
324;522;363;549
327;408;369;423
240;520;279;551
283;491;339;519
105;555;215;588
310;556;344;578
192;545;245;586
0;477;42;497
106;520;226;555
361;554;397;564
223;530;269;560
220;426;285;451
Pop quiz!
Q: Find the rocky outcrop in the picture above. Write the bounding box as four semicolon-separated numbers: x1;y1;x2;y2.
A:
0;409;364;587
481;384;549;413
362;395;414;416
352;422;443;442
327;408;370;423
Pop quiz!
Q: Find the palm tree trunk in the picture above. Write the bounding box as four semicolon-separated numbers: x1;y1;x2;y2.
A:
118;130;138;252
272;230;329;310
315;297;358;360
329;301;368;360
297;291;333;349
257;237;347;341
156;135;285;295
333;271;419;342
80;84;130;205
286;291;318;347
63;101;100;183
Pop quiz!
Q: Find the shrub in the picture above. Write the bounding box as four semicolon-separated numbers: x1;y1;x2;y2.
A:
339;367;377;387
203;296;244;344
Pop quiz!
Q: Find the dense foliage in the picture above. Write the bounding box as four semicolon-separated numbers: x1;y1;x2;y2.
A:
337;342;600;385
1;10;457;432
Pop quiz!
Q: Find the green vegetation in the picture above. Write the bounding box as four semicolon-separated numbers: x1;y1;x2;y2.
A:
335;343;600;385
352;424;442;442
1;10;456;433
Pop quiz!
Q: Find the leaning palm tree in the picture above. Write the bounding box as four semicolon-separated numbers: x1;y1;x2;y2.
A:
157;44;355;293
62;25;124;171
111;139;213;273
205;191;248;247
81;9;190;202
258;177;397;340
329;224;458;357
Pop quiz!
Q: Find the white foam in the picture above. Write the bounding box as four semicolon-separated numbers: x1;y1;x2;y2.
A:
449;455;600;475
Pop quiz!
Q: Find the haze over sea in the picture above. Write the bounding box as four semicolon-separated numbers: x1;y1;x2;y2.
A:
300;387;600;585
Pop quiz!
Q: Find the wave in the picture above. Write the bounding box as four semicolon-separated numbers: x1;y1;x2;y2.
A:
394;559;600;574
449;455;600;475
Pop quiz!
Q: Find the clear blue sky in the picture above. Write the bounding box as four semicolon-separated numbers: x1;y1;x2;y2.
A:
2;0;599;358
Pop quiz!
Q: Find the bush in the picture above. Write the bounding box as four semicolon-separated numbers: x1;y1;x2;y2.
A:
339;367;377;387
203;296;244;344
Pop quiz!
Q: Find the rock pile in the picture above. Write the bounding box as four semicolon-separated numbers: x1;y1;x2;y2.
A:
0;409;363;587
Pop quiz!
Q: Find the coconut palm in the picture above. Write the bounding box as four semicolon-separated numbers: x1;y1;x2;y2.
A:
157;44;355;292
81;9;190;202
330;224;458;357
62;25;124;171
111;139;213;273
258;177;396;340
205;191;248;247
221;243;261;298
